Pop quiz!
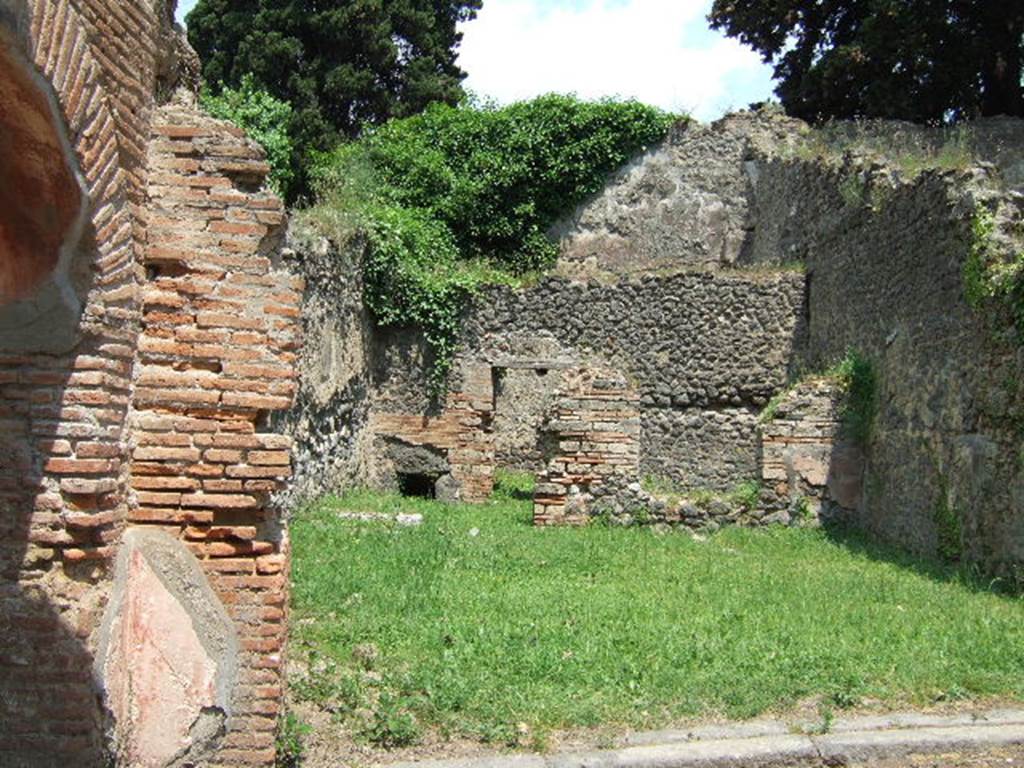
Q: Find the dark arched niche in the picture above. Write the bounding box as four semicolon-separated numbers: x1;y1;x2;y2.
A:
0;22;88;352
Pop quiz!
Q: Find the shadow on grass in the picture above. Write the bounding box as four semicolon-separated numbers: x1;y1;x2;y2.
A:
822;520;1023;600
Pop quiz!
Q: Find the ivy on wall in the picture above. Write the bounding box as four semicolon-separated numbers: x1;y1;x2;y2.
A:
307;94;677;390
963;206;1024;340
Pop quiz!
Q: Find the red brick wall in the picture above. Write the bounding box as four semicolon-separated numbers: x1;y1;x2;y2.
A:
370;360;495;502
0;2;298;765
0;0;150;760
132;104;300;766
533;369;641;525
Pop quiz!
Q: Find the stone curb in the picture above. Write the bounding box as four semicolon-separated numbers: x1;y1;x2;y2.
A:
382;709;1024;768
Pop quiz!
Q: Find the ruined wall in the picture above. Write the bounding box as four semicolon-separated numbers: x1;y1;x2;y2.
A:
286;108;1023;577
124;103;299;766
275;227;374;502
548;110;803;275
538;111;1024;574
461;271;806;490
760;379;864;521
745;141;1024;576
533;368;640;525
288;261;805;497
0;2;298;765
493;363;566;470
0;1;158;760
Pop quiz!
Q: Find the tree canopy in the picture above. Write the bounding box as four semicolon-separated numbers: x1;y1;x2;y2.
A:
709;1;1024;123
186;0;482;197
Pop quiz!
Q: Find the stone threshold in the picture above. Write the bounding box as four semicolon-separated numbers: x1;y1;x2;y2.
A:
381;708;1024;768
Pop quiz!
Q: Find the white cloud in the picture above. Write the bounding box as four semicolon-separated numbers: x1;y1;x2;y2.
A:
457;0;773;121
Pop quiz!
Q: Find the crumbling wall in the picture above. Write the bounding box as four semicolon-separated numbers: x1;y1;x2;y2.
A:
275;227;374;501
0;2;298;766
533;368;641;525
369;360;495;502
462;271;806;491
548;111;804;275
124;102;299;766
493;362;567;470
287;256;805;498
0;1;158;761
287;108;1023;578
745;138;1024;576
759;380;864;521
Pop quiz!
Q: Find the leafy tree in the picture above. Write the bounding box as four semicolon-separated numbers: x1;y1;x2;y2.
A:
200;74;295;198
186;0;482;198
308;95;676;388
709;1;1024;123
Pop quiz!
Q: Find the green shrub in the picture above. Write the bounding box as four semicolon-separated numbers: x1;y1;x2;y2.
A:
831;350;877;445
493;469;536;500
368;694;422;748
200;74;295;198
309;95;677;389
964;205;1024;339
759;351;876;444
729;480;762;509
275;711;311;768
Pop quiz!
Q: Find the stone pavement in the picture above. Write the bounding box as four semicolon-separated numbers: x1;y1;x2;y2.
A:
383;709;1024;768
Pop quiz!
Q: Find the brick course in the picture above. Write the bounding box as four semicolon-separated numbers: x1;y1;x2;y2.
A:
0;3;297;765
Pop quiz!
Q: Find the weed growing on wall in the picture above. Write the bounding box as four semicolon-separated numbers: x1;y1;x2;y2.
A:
933;474;963;563
833;350;877;444
964;205;1024;339
274;710;311;768
759;350;876;446
308;95;676;390
200;74;295;198
787;122;974;180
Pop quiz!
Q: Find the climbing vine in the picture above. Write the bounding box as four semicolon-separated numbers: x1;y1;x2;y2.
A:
308;95;677;391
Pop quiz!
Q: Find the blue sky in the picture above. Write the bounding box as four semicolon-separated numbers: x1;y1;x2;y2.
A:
174;0;775;122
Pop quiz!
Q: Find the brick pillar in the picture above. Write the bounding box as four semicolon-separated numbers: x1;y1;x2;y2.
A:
125;102;301;767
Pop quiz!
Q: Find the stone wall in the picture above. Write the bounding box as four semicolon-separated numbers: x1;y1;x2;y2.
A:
743;136;1024;577
538;111;1024;576
274;228;374;502
0;2;297;766
462;270;806;491
493;362;567;470
287;235;805;500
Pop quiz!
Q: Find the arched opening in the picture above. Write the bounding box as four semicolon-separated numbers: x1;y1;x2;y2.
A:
0;31;83;304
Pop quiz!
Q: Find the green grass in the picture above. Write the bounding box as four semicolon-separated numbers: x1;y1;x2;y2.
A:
289;481;1024;748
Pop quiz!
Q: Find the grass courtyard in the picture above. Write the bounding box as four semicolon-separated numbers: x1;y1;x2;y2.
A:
287;474;1024;753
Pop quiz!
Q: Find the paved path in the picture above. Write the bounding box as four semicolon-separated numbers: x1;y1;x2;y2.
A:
383;709;1024;768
